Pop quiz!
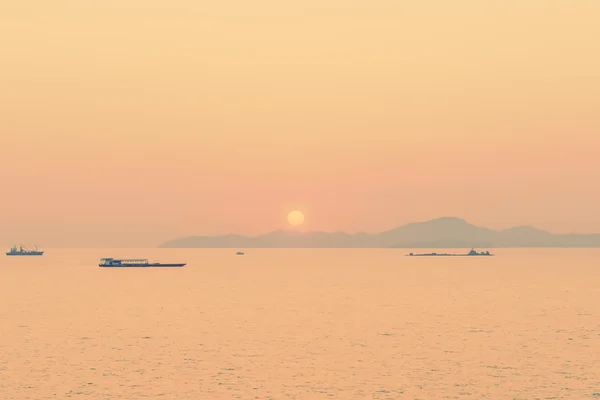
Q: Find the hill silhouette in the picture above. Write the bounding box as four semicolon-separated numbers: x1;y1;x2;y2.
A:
159;217;600;248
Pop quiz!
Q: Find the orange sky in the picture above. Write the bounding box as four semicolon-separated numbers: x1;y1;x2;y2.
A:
1;0;599;247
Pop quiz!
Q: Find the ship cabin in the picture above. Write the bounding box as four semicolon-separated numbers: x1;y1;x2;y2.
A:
99;258;149;266
9;245;27;253
467;249;491;256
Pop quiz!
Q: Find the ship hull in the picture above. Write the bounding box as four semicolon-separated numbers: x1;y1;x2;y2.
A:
99;263;186;268
6;252;44;256
407;254;493;257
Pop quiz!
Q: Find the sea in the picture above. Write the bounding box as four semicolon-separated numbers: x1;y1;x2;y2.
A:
1;248;599;399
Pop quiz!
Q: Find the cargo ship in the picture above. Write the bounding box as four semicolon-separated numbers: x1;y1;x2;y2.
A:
99;258;186;267
6;245;44;256
407;249;493;257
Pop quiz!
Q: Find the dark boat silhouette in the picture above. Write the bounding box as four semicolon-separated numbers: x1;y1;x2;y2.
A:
407;249;493;257
99;258;186;267
6;245;44;256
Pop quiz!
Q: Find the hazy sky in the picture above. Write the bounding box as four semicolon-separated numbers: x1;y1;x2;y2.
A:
1;1;599;247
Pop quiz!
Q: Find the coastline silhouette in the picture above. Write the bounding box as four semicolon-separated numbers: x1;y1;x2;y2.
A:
161;217;600;248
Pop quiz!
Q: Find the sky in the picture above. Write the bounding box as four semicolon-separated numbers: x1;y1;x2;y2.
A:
1;0;599;247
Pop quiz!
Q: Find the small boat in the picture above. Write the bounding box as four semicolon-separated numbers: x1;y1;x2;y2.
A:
236;252;245;255
99;258;186;267
407;249;493;257
6;245;44;256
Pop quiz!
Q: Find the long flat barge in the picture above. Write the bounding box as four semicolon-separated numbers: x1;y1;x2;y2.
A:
99;258;186;267
407;249;493;257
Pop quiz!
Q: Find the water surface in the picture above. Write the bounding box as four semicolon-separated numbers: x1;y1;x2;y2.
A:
1;248;599;399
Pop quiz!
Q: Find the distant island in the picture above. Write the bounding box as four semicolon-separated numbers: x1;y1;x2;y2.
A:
159;217;600;248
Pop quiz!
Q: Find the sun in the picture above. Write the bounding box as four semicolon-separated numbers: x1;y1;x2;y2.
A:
287;210;305;226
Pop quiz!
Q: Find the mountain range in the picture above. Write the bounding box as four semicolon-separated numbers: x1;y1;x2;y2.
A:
159;217;600;248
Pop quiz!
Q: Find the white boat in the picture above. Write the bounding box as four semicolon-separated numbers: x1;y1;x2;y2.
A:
99;258;186;267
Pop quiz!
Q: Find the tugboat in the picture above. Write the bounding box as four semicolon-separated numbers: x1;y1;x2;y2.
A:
407;249;493;257
99;258;186;268
6;245;44;256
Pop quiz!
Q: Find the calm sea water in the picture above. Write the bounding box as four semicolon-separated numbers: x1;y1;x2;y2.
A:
1;248;599;399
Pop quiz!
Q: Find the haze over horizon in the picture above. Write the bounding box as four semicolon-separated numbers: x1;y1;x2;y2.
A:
1;1;599;247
